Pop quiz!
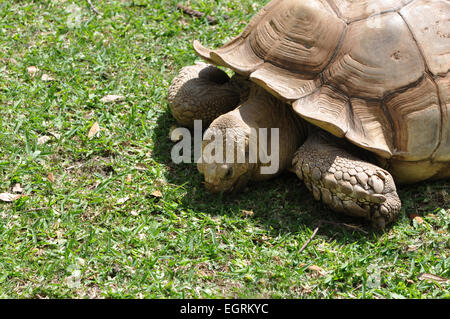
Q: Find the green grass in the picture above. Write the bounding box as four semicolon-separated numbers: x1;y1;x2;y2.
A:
0;0;448;299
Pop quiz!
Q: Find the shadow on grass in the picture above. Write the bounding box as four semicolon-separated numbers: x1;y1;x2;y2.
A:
150;110;386;242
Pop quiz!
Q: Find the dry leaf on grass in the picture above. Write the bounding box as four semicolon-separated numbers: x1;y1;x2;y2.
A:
47;172;55;183
88;121;100;139
100;95;125;103
151;190;162;198
27;66;39;76
117;196;130;204
37;135;51;145
241;210;254;217
414;216;424;224
409;214;424;224
0;193;21;202
126;174;132;183
307;265;326;276
130;210;139;216
41;73;55;81
12;183;23;193
406;245;419;252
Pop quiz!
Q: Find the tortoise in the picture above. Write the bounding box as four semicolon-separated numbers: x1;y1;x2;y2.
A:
168;0;450;228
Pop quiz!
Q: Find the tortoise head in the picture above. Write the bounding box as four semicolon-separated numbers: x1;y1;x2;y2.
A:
197;125;255;193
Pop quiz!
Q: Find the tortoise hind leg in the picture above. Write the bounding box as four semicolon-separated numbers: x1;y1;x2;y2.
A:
292;130;401;229
168;63;248;128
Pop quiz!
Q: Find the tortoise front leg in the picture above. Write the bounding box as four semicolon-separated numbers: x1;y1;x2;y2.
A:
292;130;401;229
168;63;248;128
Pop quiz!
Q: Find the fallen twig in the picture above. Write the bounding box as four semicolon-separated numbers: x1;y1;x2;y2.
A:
298;225;320;254
176;4;228;25
86;0;101;15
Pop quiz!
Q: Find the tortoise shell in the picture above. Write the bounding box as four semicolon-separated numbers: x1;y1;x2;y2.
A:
194;0;450;164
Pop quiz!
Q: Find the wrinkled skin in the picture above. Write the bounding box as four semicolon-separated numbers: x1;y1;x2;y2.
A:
195;83;306;193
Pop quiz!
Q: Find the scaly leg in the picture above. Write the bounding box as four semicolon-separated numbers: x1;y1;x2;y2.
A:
293;130;401;229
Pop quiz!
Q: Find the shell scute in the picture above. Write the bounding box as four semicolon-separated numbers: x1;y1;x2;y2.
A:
400;0;450;76
293;85;350;138
346;98;393;158
323;12;425;99
195;0;345;79
384;76;441;160
249;63;321;101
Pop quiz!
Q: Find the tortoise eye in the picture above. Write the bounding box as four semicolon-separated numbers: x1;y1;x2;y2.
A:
225;167;233;178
